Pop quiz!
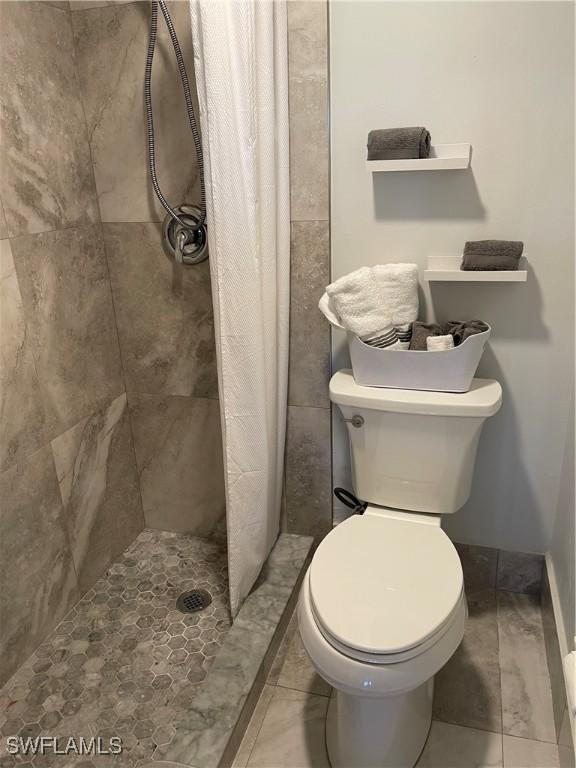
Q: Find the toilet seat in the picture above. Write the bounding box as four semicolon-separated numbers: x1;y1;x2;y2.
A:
309;512;463;663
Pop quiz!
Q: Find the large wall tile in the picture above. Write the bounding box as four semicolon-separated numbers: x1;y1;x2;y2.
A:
287;1;328;81
289;222;330;408
433;590;502;733
130;394;225;534
0;2;98;236
12;225;124;438
104;222;218;397
70;1;132;8
51;393;144;593
0;446;79;687
285;406;331;539
0;201;8;241
0;239;47;471
498;590;557;742
72;1;200;222
288;77;329;222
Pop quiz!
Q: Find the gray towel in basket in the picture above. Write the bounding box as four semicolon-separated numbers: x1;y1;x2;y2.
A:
409;322;443;351
444;320;489;346
461;240;524;271
367;127;431;160
409;320;488;350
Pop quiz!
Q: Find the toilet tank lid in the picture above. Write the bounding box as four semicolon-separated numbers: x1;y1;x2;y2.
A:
330;370;502;417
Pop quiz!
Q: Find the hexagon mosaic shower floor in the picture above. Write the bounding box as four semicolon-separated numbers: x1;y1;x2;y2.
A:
0;530;230;767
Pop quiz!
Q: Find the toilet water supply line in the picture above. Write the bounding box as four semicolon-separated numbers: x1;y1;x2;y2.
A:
144;0;208;264
334;488;367;515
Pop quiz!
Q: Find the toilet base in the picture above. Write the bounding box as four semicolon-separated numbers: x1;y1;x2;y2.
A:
326;678;434;768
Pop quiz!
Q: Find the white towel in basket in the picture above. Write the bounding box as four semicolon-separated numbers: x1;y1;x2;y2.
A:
427;334;454;351
325;266;393;339
373;263;419;327
320;264;418;347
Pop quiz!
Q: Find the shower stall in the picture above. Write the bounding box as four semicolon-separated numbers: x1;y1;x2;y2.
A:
0;1;316;765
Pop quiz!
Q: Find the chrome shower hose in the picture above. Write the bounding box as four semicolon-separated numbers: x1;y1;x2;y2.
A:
144;0;208;263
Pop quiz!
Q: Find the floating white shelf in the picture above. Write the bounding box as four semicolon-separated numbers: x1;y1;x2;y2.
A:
367;143;471;172
424;255;528;282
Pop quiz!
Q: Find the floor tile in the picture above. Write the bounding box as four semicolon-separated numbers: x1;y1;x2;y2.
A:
497;551;544;596
267;611;299;685
498;591;557;742
277;627;331;697
0;530;230;768
247;687;329;768
417;721;503;767
232;684;276;768
434;590;502;733
455;543;498;592
503;735;562;767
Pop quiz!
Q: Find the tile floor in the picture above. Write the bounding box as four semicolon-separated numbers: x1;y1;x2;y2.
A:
0;530;230;767
233;588;575;768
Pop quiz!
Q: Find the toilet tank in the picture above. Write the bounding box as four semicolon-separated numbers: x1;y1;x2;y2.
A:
330;370;502;515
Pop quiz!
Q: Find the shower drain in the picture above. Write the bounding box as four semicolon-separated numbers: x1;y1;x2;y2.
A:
176;589;212;614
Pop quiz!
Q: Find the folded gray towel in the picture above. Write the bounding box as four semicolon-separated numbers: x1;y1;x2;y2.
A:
409;320;488;350
367;127;431;161
409;322;443;351
461;240;524;271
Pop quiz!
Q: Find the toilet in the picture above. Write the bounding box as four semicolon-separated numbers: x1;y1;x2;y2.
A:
298;369;502;768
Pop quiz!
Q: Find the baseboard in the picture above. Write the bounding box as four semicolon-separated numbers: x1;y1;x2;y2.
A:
545;553;575;750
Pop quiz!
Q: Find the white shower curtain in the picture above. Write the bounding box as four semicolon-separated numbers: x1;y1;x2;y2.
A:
190;0;290;616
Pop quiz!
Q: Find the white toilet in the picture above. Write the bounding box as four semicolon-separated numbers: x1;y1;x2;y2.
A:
298;369;502;768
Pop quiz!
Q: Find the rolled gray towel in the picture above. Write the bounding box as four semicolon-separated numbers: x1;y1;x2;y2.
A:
409;321;443;350
461;240;524;271
367;127;431;161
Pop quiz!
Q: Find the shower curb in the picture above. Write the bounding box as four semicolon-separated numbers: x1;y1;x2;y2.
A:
152;533;314;768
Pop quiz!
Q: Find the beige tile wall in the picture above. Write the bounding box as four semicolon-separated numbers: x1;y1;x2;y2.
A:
0;0;143;687
284;1;332;539
0;0;223;686
69;0;225;536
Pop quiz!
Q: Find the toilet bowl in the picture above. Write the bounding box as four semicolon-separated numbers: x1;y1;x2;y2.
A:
298;371;502;767
299;509;467;768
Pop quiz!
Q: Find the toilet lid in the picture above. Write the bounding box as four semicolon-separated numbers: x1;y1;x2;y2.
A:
309;513;463;656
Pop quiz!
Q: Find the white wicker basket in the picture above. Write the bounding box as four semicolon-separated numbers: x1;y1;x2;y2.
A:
346;325;491;393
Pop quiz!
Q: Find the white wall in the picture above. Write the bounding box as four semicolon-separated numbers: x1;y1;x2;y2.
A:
330;1;574;552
